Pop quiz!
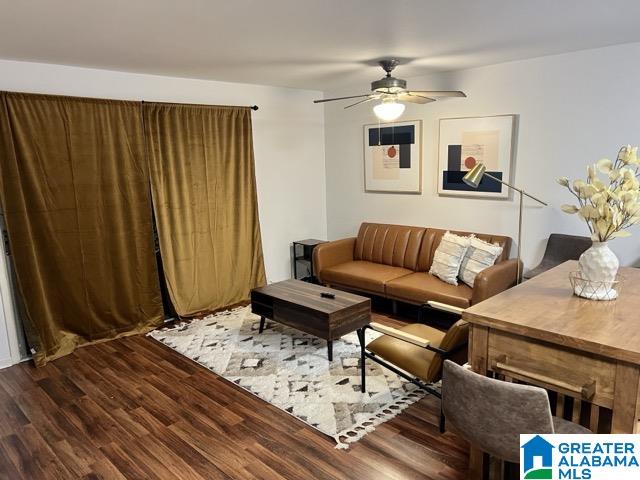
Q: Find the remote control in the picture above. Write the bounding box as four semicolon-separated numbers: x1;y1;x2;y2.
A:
321;292;335;299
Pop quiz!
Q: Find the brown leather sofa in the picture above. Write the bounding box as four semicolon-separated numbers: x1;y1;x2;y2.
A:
314;222;518;309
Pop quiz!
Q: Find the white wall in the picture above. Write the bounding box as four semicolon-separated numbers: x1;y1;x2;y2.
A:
0;284;13;368
324;43;640;269
0;241;21;368
0;59;327;283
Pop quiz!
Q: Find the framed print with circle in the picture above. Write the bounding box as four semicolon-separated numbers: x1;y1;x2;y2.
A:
363;120;422;194
438;115;517;198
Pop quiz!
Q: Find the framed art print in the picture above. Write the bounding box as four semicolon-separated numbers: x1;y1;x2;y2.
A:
363;120;422;193
438;115;516;198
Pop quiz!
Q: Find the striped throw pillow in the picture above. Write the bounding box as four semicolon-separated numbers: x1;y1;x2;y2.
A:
428;232;471;285
459;237;504;287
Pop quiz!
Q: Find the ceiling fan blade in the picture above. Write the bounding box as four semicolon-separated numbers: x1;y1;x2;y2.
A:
398;93;436;104
407;90;467;97
344;97;376;109
313;94;372;104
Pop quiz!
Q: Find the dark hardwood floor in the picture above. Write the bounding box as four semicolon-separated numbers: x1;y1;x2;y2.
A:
0;309;469;480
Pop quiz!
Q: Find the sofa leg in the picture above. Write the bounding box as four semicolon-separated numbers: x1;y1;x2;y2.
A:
392;299;398;316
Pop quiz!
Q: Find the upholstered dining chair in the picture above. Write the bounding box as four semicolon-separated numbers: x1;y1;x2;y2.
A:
442;360;591;479
524;233;591;279
358;301;469;398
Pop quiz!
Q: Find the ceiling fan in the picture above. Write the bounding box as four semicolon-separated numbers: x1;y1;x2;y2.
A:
313;59;466;121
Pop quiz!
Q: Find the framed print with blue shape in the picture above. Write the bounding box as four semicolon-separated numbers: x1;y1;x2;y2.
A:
363;120;422;193
438;115;516;199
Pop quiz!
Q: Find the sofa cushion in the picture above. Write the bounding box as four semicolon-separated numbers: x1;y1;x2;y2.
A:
386;272;473;308
320;261;412;294
367;324;446;382
355;223;426;270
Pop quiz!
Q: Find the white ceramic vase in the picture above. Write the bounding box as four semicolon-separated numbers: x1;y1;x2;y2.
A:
575;241;619;300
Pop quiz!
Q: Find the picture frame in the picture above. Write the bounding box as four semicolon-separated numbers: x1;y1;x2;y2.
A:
363;120;422;194
437;115;517;199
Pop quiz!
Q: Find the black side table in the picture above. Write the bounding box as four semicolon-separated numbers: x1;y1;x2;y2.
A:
292;239;326;283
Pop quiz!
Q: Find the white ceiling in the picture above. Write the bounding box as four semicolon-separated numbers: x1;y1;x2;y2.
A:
1;0;640;92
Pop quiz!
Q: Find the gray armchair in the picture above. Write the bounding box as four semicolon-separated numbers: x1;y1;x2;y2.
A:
524;234;591;279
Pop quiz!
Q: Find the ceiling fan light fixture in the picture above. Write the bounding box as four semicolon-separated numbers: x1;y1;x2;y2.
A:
373;98;405;121
312;59;466;112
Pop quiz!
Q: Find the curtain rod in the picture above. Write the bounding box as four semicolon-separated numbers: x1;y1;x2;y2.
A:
143;100;258;110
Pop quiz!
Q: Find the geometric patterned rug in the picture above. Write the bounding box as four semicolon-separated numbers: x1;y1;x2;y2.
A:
148;306;426;448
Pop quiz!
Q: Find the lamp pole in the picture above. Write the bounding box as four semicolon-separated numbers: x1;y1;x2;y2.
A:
482;172;548;284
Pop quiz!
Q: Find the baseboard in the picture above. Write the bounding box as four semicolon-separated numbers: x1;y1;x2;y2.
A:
0;356;14;370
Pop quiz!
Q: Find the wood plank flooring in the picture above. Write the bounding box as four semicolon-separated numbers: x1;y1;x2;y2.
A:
0;310;469;480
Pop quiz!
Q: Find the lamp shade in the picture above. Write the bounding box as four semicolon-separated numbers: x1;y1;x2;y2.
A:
373;99;405;121
462;163;487;188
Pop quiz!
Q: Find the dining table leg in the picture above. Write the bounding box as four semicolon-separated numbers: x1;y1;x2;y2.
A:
467;324;490;479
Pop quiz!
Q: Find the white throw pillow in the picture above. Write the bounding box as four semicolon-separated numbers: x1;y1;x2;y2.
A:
428;232;471;285
459;237;504;287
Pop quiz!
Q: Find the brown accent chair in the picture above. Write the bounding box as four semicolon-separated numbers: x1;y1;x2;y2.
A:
357;316;470;431
364;320;469;386
314;222;519;309
442;360;591;478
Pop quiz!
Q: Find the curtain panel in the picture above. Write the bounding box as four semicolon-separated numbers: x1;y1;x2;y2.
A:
144;103;266;316
0;92;163;366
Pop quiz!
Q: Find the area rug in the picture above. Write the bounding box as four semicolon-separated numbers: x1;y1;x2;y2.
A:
148;306;426;448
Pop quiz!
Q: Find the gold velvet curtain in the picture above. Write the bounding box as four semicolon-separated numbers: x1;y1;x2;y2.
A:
144;103;266;316
0;92;163;366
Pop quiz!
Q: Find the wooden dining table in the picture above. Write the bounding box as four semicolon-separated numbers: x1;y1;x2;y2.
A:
462;260;640;479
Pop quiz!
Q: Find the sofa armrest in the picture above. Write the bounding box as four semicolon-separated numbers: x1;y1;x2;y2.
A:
471;258;522;305
313;237;356;283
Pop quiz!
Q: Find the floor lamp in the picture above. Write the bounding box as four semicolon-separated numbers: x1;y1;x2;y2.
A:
462;163;547;283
